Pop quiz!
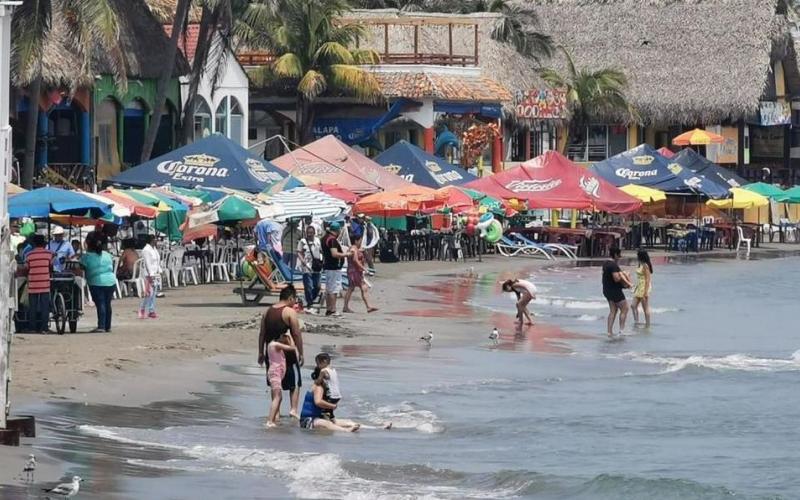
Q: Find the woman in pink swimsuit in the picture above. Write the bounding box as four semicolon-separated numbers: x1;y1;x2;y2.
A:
266;332;297;427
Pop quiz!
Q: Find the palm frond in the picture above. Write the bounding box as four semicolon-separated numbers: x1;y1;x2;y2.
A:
351;49;381;65
11;0;51;80
273;53;305;79
297;70;328;99
327;64;383;104
313;42;355;66
63;0;126;91
247;65;279;88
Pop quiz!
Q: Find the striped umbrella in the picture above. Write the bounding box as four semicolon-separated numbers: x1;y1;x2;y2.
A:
265;187;348;221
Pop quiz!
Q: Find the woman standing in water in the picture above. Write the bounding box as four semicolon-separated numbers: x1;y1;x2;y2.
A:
631;249;653;328
502;278;537;326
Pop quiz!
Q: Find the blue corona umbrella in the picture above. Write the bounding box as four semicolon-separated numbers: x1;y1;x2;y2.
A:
9;187;112;219
374;140;476;189
108;134;287;193
590;144;729;199
671;148;748;188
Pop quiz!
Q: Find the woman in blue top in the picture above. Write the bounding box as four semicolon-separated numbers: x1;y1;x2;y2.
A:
299;377;360;432
80;232;116;333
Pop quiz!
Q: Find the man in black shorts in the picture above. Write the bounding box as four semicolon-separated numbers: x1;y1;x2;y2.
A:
258;285;304;418
602;247;633;338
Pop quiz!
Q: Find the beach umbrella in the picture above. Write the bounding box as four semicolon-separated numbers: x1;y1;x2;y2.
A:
9;187;112;219
82;192;132;218
99;188;160;218
620;184;667;203
187;195;283;228
707;188;769;209
460;187;506;214
434;186;478;212
743;182;785;199
672;128;725;146
266;186;348;221
656;147;676;159
308;183;359;204
777;186;800;203
353;185;445;217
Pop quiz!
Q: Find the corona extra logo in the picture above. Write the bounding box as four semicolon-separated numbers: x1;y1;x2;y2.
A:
506;179;562;193
383;164;403;175
425;161;442;173
157;154;229;183
667;163;683;175
632;155;654;165
615;168;658;180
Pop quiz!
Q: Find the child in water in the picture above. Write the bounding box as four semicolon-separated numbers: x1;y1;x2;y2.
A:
266;332;297;427
502;278;537;325
311;353;342;422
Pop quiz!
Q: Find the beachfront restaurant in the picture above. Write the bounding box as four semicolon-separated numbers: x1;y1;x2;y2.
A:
9;0;189;189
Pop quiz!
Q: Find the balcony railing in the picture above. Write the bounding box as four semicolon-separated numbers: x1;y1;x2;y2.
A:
381;52;477;67
237;52;277;67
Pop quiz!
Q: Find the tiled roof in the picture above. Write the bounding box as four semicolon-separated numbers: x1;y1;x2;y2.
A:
164;23;201;63
372;71;511;102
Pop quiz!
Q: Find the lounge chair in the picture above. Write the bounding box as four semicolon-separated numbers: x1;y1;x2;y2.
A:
495;236;553;260
233;250;303;305
508;232;579;260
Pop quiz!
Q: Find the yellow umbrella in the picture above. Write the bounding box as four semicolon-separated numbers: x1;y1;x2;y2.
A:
672;128;725;146
707;188;769;209
620;184;666;203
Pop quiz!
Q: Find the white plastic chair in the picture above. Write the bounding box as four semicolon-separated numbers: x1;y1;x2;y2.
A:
122;258;145;297
176;247;199;286
736;226;751;253
206;246;230;282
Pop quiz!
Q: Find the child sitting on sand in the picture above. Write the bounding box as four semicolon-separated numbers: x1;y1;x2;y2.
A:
311;353;341;422
266;332;297;427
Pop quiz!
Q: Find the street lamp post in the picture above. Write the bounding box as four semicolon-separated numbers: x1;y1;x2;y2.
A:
1;0;22;444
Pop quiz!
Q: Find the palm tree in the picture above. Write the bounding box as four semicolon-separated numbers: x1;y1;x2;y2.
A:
540;48;636;154
12;0;126;189
242;0;382;145
140;0;192;163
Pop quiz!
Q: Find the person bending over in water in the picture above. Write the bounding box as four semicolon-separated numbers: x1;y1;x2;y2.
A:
501;278;537;326
631;249;653;328
602;247;633;337
265;332;297;427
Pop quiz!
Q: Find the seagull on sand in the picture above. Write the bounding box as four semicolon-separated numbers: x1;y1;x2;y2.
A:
43;476;82;498
419;332;433;346
489;328;499;345
23;454;36;482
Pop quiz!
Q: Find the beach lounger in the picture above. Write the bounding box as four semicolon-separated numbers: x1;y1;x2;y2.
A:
232;250;303;305
496;236;553;260
509;232;579;260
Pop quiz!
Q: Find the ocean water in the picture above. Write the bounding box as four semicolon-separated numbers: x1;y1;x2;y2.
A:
5;255;800;499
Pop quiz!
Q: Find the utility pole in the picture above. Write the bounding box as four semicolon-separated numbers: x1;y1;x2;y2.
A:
1;1;22;444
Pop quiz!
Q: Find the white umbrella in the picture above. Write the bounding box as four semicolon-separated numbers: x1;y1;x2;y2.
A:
265;187;348;221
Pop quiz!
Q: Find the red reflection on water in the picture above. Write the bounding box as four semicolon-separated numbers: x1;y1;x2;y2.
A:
487;312;591;354
392;276;482;318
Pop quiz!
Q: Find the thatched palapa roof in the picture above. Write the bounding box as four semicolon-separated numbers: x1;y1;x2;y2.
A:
348;1;800;125
13;0;189;89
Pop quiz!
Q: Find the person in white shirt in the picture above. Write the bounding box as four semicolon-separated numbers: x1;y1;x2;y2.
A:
139;235;162;319
48;226;75;272
296;225;322;311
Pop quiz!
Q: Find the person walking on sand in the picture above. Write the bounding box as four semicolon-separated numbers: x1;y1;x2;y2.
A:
297;225;322;312
265;332;298;427
139;235;162;319
343;234;378;313
258;285;304;418
321;222;353;317
631;249;654;328
602;247;633;337
501;278;537;326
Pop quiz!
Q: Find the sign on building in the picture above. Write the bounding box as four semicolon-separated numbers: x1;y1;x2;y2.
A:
705;126;738;164
759;101;791;126
514;89;568;120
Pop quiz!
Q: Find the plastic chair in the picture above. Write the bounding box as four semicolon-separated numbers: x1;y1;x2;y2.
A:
736;226;751;253
206;246;230;283
122;259;145;298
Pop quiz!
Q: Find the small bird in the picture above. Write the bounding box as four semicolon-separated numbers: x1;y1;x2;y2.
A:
419;332;433;346
489;328;499;345
44;476;82;498
23;454;36;482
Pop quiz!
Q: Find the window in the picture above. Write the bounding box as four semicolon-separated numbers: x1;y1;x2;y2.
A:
96;98;121;178
214;100;227;137
229;97;244;145
193;97;212;140
751;125;784;158
567;125;628;162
